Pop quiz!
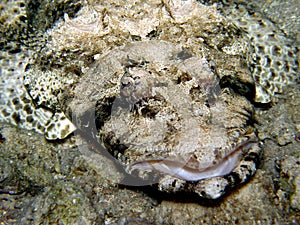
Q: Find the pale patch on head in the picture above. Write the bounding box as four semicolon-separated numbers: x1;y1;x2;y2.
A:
195;177;229;199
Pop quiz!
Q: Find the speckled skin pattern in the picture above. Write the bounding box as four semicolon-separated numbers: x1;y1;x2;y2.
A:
198;0;299;103
0;0;78;140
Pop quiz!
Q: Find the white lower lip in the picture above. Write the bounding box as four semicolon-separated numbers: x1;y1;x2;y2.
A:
129;140;256;181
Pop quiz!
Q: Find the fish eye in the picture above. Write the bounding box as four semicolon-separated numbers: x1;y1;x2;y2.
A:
121;76;134;88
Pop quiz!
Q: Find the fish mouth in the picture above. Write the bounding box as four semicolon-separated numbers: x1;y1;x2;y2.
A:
128;138;257;181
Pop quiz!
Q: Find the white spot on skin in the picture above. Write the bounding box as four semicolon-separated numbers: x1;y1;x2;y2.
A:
45;112;76;140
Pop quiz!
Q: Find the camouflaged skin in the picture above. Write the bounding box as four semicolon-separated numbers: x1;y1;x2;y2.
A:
3;0;297;199
198;0;299;103
68;40;262;199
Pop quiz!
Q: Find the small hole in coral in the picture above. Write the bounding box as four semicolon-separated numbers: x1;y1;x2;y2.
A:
265;56;271;67
284;61;290;72
19;15;27;23
12;112;21;124
272;46;281;56
26;115;34;123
